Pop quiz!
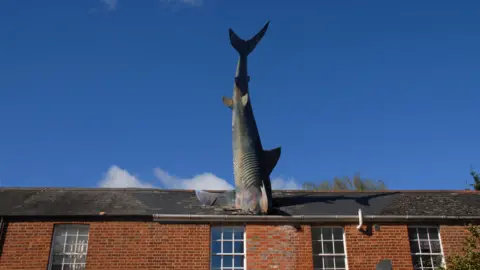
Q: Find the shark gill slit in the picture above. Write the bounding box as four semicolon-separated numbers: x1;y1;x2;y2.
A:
235;151;262;190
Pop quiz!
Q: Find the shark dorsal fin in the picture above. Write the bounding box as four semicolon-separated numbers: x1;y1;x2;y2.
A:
262;147;281;176
222;96;233;109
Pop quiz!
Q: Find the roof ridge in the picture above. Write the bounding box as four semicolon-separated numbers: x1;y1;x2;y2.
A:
0;187;478;193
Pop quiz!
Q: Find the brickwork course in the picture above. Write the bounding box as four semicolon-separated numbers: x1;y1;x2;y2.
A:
0;188;479;269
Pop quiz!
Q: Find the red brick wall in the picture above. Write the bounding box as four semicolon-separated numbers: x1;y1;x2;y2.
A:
246;224;313;270
0;221;211;270
0;222;53;270
86;222;210;270
344;224;414;270
0;221;473;270
440;225;469;258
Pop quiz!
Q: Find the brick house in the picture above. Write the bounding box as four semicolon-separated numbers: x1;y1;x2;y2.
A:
0;188;479;270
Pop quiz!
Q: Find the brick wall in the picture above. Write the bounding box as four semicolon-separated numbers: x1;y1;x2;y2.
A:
344;224;413;270
0;221;473;270
440;224;474;266
0;221;211;270
0;222;53;270
86;222;210;270
246;224;312;270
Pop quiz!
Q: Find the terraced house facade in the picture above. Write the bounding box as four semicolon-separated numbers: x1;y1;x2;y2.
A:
0;188;479;270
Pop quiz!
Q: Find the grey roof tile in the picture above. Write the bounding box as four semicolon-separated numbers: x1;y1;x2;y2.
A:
0;188;479;217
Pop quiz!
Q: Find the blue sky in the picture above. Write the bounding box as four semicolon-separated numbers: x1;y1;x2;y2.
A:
0;0;479;190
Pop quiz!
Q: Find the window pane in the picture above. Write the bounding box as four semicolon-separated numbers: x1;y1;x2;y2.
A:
78;226;89;235
66;235;76;244
64;255;76;264
52;242;64;254
430;240;441;253
334;241;344;254
323;241;333;254
52;255;64;264
312;255;323;268
211;255;221;268
234;241;243;253
223;255;233;267
50;225;90;270
419;240;430;253
408;228;418;240
322;228;333;240
211;227;222;241
417;228;428;240
76;255;87;264
234;231;244;240
211;226;245;269
412;255;422;268
410;241;420;253
335;256;346;267
432;255;443;267
428;228;439;240
312;241;322;254
212;241;221;254
324;256;334;268
311;227;322;240
421;255;432;267
223;228;234;240
332;228;343;240
233;255;244;267
223;241;233;254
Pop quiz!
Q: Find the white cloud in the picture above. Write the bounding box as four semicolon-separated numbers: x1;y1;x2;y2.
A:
101;0;118;10
154;168;233;190
180;0;203;6
97;165;301;191
160;0;204;7
98;165;154;188
271;177;302;190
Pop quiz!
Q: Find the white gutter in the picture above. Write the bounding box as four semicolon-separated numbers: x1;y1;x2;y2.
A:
356;209;363;230
152;213;480;223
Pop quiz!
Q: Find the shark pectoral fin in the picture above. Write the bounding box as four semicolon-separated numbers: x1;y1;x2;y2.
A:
259;184;269;214
262;147;281;175
241;93;249;107
222;96;233;109
195;190;236;208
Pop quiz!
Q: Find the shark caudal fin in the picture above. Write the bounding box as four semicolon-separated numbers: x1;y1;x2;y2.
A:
229;21;270;57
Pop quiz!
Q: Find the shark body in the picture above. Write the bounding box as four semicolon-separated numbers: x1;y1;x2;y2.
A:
196;21;281;215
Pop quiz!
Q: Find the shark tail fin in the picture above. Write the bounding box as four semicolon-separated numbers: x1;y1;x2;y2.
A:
229;21;270;57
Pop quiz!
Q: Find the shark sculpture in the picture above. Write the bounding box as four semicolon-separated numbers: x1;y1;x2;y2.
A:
195;21;281;215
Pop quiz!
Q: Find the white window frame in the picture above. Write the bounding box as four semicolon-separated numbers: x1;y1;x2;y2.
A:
210;225;246;270
311;226;349;270
47;224;90;270
408;225;445;270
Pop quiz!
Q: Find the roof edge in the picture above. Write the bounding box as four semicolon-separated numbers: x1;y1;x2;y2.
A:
0;187;478;194
152;214;480;223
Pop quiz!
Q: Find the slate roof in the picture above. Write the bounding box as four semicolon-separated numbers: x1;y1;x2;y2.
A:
1;188;479;218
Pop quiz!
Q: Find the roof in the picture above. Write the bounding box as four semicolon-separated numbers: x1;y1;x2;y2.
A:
1;188;479;219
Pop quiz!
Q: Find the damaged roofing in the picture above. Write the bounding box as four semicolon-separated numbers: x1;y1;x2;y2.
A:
0;188;479;217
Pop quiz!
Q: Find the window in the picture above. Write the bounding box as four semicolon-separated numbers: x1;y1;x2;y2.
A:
408;226;444;270
311;227;347;270
210;226;245;270
48;224;90;270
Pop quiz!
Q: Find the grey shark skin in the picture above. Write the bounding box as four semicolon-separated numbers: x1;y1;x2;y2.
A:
196;21;281;215
225;21;280;215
